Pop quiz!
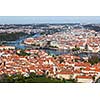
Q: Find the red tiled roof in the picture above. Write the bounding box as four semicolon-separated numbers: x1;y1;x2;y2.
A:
58;71;73;74
76;75;92;79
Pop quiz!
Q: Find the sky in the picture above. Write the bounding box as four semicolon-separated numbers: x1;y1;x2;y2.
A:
0;16;100;24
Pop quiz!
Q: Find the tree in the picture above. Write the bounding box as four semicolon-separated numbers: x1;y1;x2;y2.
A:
88;55;100;65
72;45;80;51
92;75;96;81
75;45;77;48
85;44;88;51
59;57;65;63
80;68;83;71
17;50;31;56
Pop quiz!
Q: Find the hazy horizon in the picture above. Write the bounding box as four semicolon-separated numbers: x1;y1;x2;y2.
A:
0;16;100;24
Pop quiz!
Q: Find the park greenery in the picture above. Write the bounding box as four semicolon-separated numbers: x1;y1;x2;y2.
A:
0;72;76;83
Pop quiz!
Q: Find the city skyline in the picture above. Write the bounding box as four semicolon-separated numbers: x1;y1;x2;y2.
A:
0;16;100;24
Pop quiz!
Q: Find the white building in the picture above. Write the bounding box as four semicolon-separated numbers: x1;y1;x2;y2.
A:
0;46;15;50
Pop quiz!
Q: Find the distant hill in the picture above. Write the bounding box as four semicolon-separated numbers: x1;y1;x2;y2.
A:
83;24;100;32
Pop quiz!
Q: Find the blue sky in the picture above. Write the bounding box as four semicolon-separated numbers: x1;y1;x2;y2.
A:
0;16;100;24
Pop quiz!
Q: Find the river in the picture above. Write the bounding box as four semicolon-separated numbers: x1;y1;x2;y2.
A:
6;33;41;49
5;33;99;58
6;33;70;55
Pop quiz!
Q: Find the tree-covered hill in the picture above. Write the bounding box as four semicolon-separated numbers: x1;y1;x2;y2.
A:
0;32;27;41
